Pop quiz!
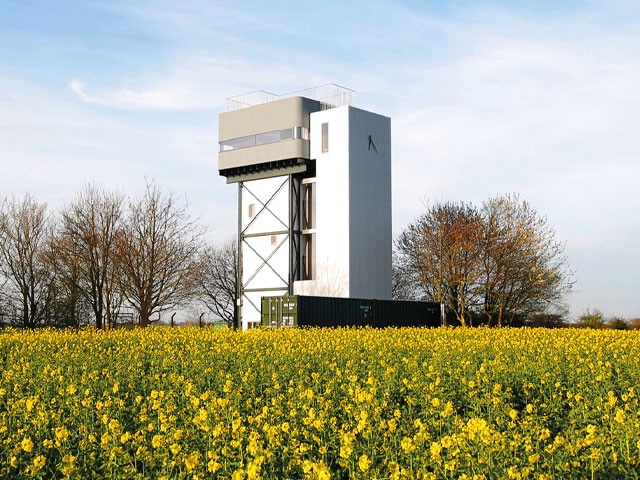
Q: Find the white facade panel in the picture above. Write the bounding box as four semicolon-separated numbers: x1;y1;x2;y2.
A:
306;106;351;297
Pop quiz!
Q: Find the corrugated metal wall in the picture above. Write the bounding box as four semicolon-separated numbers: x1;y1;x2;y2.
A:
261;295;442;328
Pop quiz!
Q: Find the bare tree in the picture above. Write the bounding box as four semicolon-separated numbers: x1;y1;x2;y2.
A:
392;250;420;301
0;194;53;328
43;243;89;327
116;181;204;327
480;194;574;325
396;196;574;326
196;238;238;327
0;276;16;326
53;184;125;329
396;202;483;326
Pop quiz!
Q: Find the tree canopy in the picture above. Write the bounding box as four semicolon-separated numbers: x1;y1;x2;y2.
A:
0;184;236;328
0;188;575;329
396;195;575;326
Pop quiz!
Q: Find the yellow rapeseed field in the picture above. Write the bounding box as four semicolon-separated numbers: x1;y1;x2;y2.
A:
1;326;640;479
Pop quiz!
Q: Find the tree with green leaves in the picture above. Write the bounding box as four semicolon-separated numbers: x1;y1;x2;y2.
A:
576;308;606;329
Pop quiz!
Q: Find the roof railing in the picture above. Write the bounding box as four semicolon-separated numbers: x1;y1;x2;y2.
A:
225;84;355;112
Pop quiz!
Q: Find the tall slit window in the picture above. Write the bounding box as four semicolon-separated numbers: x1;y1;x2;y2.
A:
302;183;315;230
321;123;329;153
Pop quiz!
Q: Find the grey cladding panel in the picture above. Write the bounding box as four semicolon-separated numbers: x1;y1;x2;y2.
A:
219;139;310;171
218;97;321;141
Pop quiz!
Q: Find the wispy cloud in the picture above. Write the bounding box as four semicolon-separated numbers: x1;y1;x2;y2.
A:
69;79;182;111
68;52;326;111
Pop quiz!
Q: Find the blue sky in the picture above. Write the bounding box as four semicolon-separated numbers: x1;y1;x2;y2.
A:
1;0;639;319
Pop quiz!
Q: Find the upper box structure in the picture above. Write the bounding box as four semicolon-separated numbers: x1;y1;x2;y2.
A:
218;84;355;183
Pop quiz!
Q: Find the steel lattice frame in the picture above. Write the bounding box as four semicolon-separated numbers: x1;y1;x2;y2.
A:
236;175;303;327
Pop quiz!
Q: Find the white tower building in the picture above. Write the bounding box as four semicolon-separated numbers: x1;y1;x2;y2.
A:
218;85;391;329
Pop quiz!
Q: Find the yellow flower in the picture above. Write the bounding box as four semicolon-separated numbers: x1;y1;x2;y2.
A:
441;401;455;418
100;433;112;449
246;460;261;480
339;444;353;459
430;441;442;459
507;466;521;479
25;397;37;412
21;437;34;453
207;460;222;473
314;462;331;480
151;434;165;448
32;454;46;471
441;436;453;448
184;451;200;472
401;436;415;453
197;408;208;422
54;426;69;441
358;453;372;472
108;419;121;432
231;469;245;480
466;418;488;436
60;454;77;477
539;428;551;441
302;459;314;474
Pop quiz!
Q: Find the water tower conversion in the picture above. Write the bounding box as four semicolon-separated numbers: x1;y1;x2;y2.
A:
218;85;393;329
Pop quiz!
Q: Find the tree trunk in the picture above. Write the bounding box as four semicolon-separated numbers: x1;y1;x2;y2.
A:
139;310;150;327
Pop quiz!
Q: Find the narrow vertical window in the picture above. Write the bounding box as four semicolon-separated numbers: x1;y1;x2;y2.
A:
321;122;329;153
248;204;255;218
302;233;315;280
271;235;277;246
302;183;315;230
